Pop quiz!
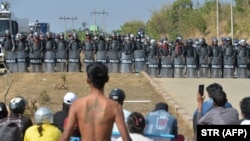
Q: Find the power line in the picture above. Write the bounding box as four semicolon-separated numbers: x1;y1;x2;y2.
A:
90;10;108;34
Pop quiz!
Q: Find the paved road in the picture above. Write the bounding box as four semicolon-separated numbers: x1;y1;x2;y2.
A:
152;77;249;120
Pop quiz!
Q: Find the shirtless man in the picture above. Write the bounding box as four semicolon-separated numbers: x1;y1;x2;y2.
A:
60;62;132;141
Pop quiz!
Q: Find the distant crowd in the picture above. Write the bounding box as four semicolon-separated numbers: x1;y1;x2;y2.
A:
0;62;249;141
0;29;250;78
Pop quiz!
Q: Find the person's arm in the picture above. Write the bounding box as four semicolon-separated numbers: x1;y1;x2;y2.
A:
60;102;77;141
197;91;204;123
115;104;132;141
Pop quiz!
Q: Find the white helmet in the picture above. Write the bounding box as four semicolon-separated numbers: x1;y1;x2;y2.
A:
34;107;53;124
63;92;77;105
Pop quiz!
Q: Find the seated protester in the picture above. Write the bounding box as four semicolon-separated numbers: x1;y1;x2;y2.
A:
197;89;240;125
117;112;153;141
0;102;8;119
239;97;250;125
144;102;184;141
192;83;232;138
109;88;131;133
24;106;61;141
8;96;33;135
53;92;77;132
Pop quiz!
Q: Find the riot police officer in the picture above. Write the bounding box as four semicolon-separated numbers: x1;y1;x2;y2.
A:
67;32;82;72
95;33;108;64
210;37;223;78
44;31;57;72
29;32;44;72
55;32;68;72
2;30;17;72
172;36;185;78
196;38;211;78
237;39;249;78
16;33;29;72
222;36;236;78
82;32;95;71
184;39;197;78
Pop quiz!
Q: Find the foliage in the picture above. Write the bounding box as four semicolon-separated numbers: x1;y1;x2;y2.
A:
116;0;250;41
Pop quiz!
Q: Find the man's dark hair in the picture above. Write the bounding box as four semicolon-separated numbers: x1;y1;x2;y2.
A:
206;83;223;97
87;62;109;90
240;97;250;120
127;112;145;134
153;102;168;112
212;89;227;107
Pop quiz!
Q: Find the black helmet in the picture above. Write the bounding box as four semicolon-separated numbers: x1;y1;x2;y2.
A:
0;102;8;118
187;39;193;46
9;96;26;115
199;38;206;45
109;88;125;105
212;37;218;43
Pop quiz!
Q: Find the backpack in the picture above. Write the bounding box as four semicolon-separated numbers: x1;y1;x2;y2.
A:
0;117;24;141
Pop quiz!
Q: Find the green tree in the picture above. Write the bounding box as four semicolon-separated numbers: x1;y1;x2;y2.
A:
119;20;145;35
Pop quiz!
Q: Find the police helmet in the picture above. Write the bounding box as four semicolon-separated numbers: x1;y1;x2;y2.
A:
212;37;218;43
85;31;91;37
199;38;206;45
34;32;40;38
5;30;10;36
109;88;126;105
187;39;193;46
0;102;8;118
240;39;247;46
226;36;232;42
9;96;26;114
176;36;182;42
34;107;53;124
46;31;51;37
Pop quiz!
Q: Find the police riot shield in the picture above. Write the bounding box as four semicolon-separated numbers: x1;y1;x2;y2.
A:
96;51;107;64
4;51;17;73
55;50;67;72
173;56;185;78
82;51;94;72
120;52;133;73
237;57;248;78
210;57;222;78
133;50;146;73
161;56;173;78
147;57;159;77
186;57;197;78
29;51;43;72
199;57;210;78
68;51;81;72
223;57;235;78
17;51;28;72
107;51;120;73
44;51;55;72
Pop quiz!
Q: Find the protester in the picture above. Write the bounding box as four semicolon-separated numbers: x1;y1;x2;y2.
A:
0;102;8;119
144;102;185;141
109;88;131;133
192;83;232;139
239;97;250;125
117;112;153;141
8;96;33;135
197;89;240;125
60;62;132;141
53;92;77;132
24;106;61;141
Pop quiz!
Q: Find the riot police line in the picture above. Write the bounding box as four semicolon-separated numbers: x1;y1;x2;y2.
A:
0;30;250;78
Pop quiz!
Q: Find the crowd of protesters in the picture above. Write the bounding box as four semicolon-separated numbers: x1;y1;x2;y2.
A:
0;62;249;141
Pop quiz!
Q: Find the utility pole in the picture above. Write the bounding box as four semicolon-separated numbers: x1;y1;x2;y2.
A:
231;0;234;41
216;0;219;40
70;16;78;31
90;10;108;34
59;16;70;37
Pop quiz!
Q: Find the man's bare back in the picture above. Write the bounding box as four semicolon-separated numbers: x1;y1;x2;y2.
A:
60;62;131;141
